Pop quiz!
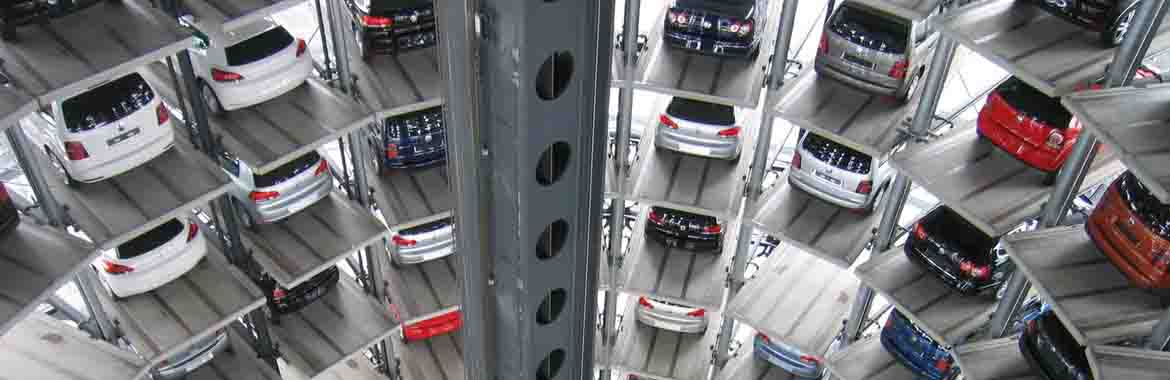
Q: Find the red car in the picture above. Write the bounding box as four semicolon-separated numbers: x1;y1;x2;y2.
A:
976;68;1159;183
1086;172;1170;288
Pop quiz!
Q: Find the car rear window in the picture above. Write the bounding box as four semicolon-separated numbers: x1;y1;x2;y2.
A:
116;219;183;260
367;0;433;12
801;132;872;174
386;106;444;139
1117;172;1170;239
254;151;321;188
995;77;1072;129
400;217;451;236
665;97;735;125
651;206;719;228
923;206;998;263
226;26;295;66
830;4;909;54
61;73;155;133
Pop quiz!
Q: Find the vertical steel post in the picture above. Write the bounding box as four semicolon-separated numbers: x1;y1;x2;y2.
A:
601;0;639;378
4;128;65;226
713;0;800;364
437;0;613;379
314;0;334;79
987;0;1170;340
75;267;119;342
842;36;958;343
326;0;353;93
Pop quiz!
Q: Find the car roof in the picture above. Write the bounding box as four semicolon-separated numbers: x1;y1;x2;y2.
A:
190;17;281;47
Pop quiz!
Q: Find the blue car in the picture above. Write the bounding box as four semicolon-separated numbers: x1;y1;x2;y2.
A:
880;310;959;380
369;106;446;171
753;333;826;379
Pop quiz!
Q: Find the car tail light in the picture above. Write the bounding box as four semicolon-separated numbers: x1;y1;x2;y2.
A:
729;20;753;36
687;308;706;317
934;358;951;372
211;68;243;82
703;224;722;234
272;288;287;301
890;59;909;79
296;39;307;57
156;103;170;125
403;310;463;342
856;180;873;194
314;160;328;176
913;224;928;240
659;114;679;129
758;333;770;343
818;34;828;54
1045;130;1065;150
187;222;199;242
101;260;134;275
670;11;689;25
799;355;821;364
0;185;8;203
792;151;801;170
1152;249;1170;272
64;141;89;161
393;235;417;247
386;144;399;159
717;126;740;138
249;191;280;202
362;15;393;27
638;296;654;309
648;211;664;225
959;260;992;280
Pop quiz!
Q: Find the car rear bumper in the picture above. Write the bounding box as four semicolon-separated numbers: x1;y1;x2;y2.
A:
1086;187;1170;288
360;23;437;54
663;31;756;57
645;224;722;252
251;174;333;224
903;244;998;294
382;146;446;169
814;55;902;97
214;57;313;111
152;331;230;380
976;111;1065;172
70;129;175;183
880;330;951;380
393;237;455;265
788;169;870;209
654;126;741;160
634;304;707;334
753;339;823;378
101;236;208;298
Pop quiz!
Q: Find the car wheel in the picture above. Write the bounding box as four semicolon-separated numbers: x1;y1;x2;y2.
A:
1106;6;1137;47
897;71;921;103
47;148;80;188
200;81;226;116
1042;166;1061;186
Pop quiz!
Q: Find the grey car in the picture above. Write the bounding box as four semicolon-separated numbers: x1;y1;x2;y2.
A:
222;150;334;226
814;0;940;101
788;131;894;212
151;329;229;379
654;97;742;160
388;217;454;266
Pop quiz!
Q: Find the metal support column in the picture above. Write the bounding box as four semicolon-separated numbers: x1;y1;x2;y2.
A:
841;36;958;344
75;269;119;341
713;0;800;364
601;0;639;378
987;0;1170;340
326;0;353;93
437;0;613;379
4;128;65;226
314;0;334;79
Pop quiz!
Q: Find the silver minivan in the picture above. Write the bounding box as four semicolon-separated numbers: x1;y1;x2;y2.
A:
222;150;333;226
814;0;940;102
789;131;893;212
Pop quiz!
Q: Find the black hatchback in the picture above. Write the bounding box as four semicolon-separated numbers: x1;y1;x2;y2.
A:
645;206;723;252
1019;310;1092;380
369;106;446;171
905;206;1007;294
344;0;436;58
1025;0;1142;46
257;266;340;317
0;183;18;235
663;0;767;58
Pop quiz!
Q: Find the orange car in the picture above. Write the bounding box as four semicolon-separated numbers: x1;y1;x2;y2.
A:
1086;172;1170;288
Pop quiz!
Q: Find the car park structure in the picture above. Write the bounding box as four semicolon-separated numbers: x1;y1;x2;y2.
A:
2;0;1170;380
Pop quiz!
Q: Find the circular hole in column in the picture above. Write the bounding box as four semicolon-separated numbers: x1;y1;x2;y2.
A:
537;220;568;260
536;288;566;325
536;349;566;380
535;52;573;100
536;141;571;186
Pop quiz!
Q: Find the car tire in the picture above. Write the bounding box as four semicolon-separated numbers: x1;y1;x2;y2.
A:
1042;166;1061;186
1104;6;1137;47
47;147;80;188
200;81;226;116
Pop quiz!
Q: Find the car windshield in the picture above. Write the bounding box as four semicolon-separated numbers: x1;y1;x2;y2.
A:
254;151;321;188
923;207;998;264
995;77;1072;128
116;219;183;260
665;97;735;125
226;26;294;66
1117;172;1170;239
802;132;872;174
61;73;155;133
830;4;909;54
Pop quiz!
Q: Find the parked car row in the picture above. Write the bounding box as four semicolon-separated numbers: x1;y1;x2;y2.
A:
634;205;724;335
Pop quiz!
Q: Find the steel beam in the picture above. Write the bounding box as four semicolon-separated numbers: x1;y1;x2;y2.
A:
326;0;353;94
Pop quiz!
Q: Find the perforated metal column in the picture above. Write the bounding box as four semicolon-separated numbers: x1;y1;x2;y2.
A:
438;1;614;379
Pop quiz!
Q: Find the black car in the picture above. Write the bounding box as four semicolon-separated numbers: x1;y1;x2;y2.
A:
1019;310;1092;380
663;0;768;58
645;206;723;252
257;266;340;317
0;183;18;235
905;206;1008;294
1025;0;1142;46
344;0;436;58
369;106;446;171
1;0;105;40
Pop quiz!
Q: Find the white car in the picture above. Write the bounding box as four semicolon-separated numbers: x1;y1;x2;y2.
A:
30;72;175;185
788;131;894;212
222;150;333;226
181;17;312;114
634;296;708;334
95;218;208;298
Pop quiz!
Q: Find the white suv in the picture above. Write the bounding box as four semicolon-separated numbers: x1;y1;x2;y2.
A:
181;17;312;114
789;131;894;212
31;72;175;185
95;218;208;298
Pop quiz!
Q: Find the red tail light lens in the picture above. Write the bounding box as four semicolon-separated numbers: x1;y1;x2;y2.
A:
885;315;894;328
792;151;801;170
818;34;829;54
212;68;243;82
686;308;706;317
314;160;328;176
659;114;679;129
101;260;134;275
156;103;170;125
362;15;393;27
393;235;418;247
638;296;654;309
890;59;909;79
913;224;928;240
703;224;723;234
273;288;287;300
403;310;463;342
296;39;307;57
717;126;741;138
187;222;199;242
386;144;399;159
738;20;753;36
648;211;664;225
249;191;280;202
64;141;89;161
959;260;992;280
1045;130;1065;150
856;180;873;194
799;355;821;364
934;358;952;372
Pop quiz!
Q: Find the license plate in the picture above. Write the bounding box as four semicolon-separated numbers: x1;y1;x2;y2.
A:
815;170;842;185
842;53;874;69
677;145;711;157
106;128;140;146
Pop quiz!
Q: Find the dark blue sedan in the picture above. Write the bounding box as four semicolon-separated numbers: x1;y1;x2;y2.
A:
370;106;446;171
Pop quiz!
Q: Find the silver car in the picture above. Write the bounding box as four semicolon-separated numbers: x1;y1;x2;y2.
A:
634;296;708;334
814;0;940;101
223;150;333;226
788;131;893;212
389;217;455;266
654;97;742;160
151;329;229;379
